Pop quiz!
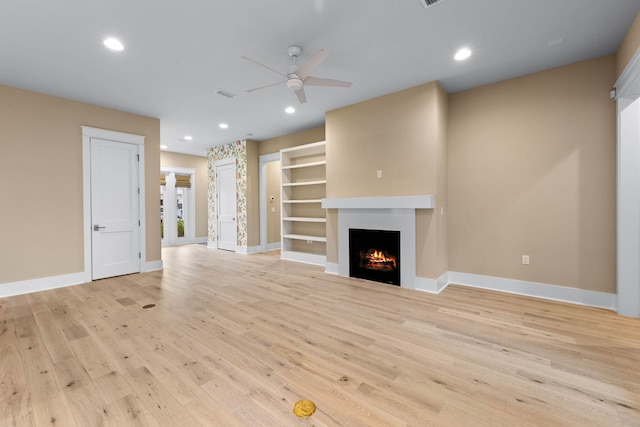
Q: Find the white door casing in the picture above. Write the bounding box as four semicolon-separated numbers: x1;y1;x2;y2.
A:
615;47;640;318
82;126;146;283
215;158;237;251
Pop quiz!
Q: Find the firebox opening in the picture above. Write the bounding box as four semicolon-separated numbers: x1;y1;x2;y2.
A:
349;228;400;286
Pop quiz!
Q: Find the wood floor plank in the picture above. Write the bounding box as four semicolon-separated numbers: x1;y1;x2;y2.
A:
0;244;639;426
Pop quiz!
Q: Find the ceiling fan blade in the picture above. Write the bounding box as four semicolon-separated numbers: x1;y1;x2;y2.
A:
303;76;352;88
241;56;286;78
296;48;329;80
295;87;307;104
246;80;285;93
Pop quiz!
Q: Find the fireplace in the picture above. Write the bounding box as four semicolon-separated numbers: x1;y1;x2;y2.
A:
349;228;400;286
323;195;434;289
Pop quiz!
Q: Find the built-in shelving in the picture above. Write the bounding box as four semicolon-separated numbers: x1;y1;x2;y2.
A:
280;141;327;266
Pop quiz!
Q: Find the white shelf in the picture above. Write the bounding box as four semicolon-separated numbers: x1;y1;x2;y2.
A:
282;199;322;204
283;217;327;223
282;160;326;170
283;234;327;243
282;180;326;187
280;141;326;157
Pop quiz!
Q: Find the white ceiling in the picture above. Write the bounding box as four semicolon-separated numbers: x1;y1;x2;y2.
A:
2;0;639;157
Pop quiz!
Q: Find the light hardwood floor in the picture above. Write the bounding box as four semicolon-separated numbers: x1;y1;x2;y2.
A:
1;244;639;426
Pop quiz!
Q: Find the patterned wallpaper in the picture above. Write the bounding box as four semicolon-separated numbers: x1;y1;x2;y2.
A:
207;140;248;248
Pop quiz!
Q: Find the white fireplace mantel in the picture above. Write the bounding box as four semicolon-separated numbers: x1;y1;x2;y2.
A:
322;195;434;290
321;195;434;210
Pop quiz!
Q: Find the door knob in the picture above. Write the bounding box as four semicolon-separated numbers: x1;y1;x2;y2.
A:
93;225;106;231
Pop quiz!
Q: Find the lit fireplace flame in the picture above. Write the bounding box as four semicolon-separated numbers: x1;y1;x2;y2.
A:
360;248;397;271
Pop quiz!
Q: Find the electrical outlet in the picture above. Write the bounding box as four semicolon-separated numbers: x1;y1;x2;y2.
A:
522;255;530;265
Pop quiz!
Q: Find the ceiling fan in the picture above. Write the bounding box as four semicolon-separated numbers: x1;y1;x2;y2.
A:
242;45;352;104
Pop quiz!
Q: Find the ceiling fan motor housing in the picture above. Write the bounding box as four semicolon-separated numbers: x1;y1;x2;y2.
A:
287;77;303;91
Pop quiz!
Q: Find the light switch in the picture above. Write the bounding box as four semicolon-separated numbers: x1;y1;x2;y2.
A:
376;170;382;179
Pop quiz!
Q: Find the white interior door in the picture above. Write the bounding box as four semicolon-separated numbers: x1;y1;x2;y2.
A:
91;138;140;279
216;159;237;251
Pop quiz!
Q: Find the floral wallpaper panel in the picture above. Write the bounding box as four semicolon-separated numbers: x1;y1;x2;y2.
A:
208;140;247;248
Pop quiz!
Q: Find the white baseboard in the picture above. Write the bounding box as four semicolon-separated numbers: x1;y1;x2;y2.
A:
281;251;326;267
194;237;208;244
448;271;617;311
266;242;281;251
236;245;261;255
247;245;261;254
415;271;450;294
143;260;163;273
206;241;217;249
0;272;88;299
325;262;339;275
0;259;165;299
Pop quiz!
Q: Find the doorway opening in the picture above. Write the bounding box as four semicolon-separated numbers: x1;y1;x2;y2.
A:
160;167;195;246
259;152;281;253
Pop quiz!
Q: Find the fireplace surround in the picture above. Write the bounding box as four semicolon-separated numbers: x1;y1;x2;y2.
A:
322;195;434;289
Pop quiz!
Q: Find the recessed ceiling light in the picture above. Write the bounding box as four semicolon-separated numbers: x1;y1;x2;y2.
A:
184;135;193;141
219;123;229;129
454;48;472;61
160;145;168;150
285;107;296;114
104;38;124;51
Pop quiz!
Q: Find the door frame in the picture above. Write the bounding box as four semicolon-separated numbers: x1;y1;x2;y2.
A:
160;166;196;246
615;48;640;318
259;152;280;253
82;126;146;282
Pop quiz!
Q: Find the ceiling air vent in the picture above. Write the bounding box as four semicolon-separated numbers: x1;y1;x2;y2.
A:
420;0;446;8
215;89;237;98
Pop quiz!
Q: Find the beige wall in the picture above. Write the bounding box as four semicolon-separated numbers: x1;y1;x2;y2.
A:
416;83;448;278
160;151;208;239
325;81;448;278
326;82;440;197
448;55;616;293
617;12;640;77
0;84;160;285
266;161;281;244
258;126;325;156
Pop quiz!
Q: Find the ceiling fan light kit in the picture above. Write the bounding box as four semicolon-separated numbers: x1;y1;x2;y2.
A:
243;45;352;104
286;78;303;91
